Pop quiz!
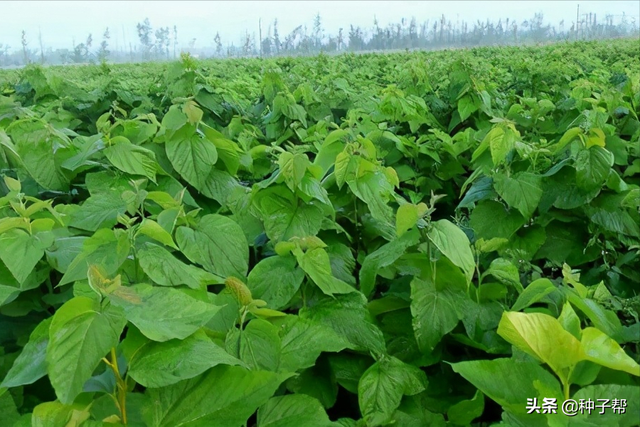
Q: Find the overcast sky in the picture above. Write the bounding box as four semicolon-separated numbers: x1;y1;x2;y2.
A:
1;1;638;51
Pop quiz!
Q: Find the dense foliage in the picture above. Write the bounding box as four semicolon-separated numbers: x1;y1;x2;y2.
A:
0;38;639;426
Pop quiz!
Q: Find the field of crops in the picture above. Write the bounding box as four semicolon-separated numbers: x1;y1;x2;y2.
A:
0;38;639;427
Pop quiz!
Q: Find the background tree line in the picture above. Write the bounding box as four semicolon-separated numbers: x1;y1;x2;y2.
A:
0;11;637;67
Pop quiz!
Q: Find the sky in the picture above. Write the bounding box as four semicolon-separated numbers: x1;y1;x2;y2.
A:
1;1;638;52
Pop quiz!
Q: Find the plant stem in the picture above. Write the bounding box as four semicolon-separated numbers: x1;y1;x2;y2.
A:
107;347;128;425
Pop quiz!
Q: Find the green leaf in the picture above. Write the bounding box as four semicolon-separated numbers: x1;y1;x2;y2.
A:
12;123;69;191
0;388;20;426
46;296;126;404
257;188;325;243
226;319;281;371
258;394;334;427
451;358;563;415
410;276;464;352
59;229;130;286
69;192;128;232
470;200;525;240
558;302;582;339
360;230;420;298
137;219;178;249
137;243;222;289
580;327;640;376
31;401;91;427
276;315;349;373
511;279;556;312
165;132;218;190
395;203;426;237
176;214;249;279
247;256;305;310
300;293;386;354
497;312;584;382
485;258;522;292
571;384;640;427
295;247;356;296
0;229;53;284
427;219;475;282
104;137;157;182
575;146;614;191
446;390;484;426
124;328;241;388
142;365;289;427
109;283;220;342
494;172;543;219
1;318;51;388
358;355;428;427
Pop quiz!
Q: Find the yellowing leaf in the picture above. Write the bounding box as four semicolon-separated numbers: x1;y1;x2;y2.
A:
581;327;640;376
497;311;584;383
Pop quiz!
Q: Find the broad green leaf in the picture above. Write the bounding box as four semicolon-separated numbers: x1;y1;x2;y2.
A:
1;318;51;387
358;356;427;427
360;229;420;297
511;278;556;311
276;316;349;373
395;203;426;237
137;219;178;249
494;172;543;219
124;328;241;388
247;255;305;310
0;388;20;426
497;312;585;382
257;188;325;242
485;258;522;292
59;229;130;286
570;384;640;427
300;293;386;354
69;192;128;232
451;358;563;415
104;137;157;182
446;390;484;426
200;168;242;206
45;236;87;274
575;146;614;191
0;229;53;284
176;214;248;279
558;302;582;339
142;365;290;427
285;361;338;408
109;283;220;342
11;122;69;191
226;319;281;371
165;132;218;190
137;243;222;289
469;200;525;240
31;401;91;427
258;394;334;427
46;296;126;404
457;94;478;122
427;219;475;282
295;247;356;296
410;276;464;352
580;327;640;376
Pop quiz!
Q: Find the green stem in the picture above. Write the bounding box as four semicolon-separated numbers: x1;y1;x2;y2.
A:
105;348;128;425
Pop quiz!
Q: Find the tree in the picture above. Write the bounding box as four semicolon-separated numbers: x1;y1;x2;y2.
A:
273;19;280;54
313;13;324;49
155;27;170;59
214;32;223;57
98;28;110;62
173;25;178;58
38;28;45;64
21;30;29;65
137;18;154;59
